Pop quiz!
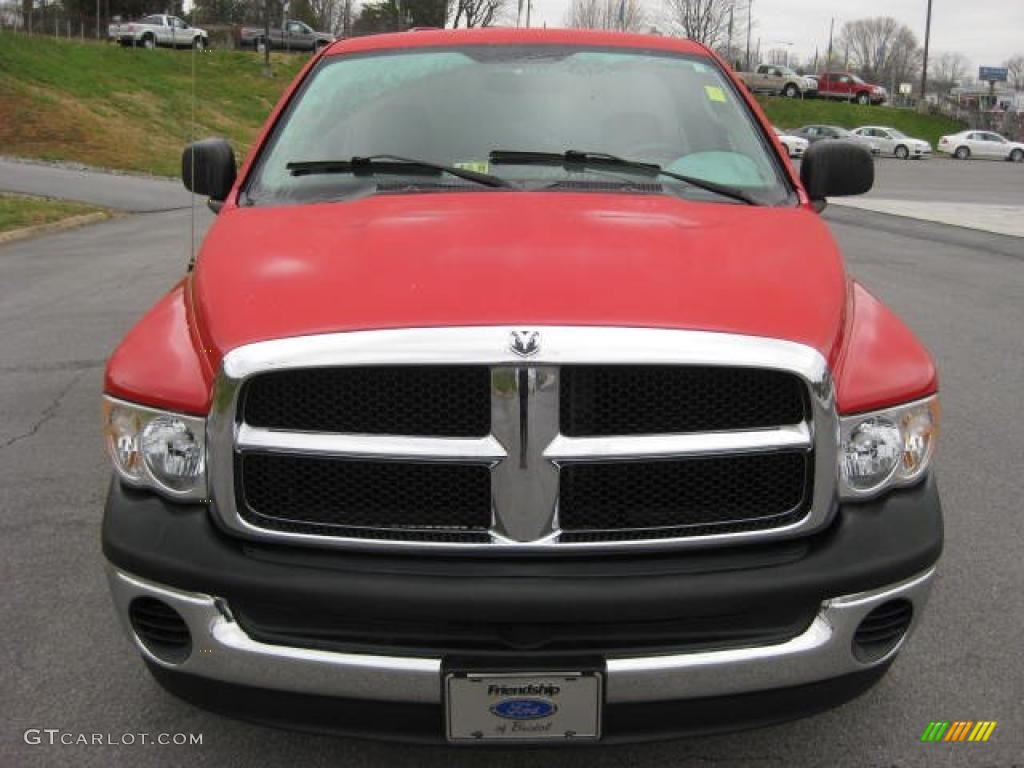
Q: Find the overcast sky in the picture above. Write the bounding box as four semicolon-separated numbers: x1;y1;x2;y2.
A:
523;0;1024;74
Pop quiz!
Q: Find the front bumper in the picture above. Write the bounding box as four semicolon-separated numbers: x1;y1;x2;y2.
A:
109;566;933;704
104;475;942;741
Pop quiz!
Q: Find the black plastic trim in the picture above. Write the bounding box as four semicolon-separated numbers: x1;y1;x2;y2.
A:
103;474;943;630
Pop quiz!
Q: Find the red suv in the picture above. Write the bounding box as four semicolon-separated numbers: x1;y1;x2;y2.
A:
816;72;888;105
102;28;941;745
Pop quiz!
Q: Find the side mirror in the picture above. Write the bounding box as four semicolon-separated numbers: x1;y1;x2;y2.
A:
800;140;874;212
182;138;237;212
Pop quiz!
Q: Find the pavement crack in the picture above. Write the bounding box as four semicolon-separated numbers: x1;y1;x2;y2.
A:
2;371;83;449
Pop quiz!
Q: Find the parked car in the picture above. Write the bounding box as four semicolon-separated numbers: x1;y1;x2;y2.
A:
736;64;818;98
815;72;886;105
773;126;809;158
238;19;335;51
790;124;880;154
108;14;208;49
103;28;941;746
852;127;932;159
937;130;1024;162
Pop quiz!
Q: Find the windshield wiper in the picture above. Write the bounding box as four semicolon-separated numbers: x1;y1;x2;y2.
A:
489;149;759;205
286;155;515;189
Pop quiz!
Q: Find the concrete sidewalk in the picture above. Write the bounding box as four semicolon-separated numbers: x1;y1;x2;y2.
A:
832;197;1024;239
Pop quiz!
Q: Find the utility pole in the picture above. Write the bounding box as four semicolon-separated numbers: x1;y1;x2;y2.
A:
727;3;734;66
745;0;752;71
826;17;834;68
263;0;271;74
920;0;933;103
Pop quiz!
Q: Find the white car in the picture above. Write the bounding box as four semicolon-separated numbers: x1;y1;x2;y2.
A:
852;126;932;160
937;130;1024;162
773;127;809;159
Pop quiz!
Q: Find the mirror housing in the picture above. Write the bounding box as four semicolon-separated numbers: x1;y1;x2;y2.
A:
800;140;874;212
182;138;237;211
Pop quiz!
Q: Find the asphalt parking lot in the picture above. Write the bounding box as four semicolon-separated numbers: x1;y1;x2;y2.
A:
1;157;1022;767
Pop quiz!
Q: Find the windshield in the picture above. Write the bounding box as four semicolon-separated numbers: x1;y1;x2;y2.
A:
851;75;866;84
888;129;907;138
246;46;792;206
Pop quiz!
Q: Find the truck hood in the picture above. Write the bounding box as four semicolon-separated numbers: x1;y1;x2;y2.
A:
191;193;848;364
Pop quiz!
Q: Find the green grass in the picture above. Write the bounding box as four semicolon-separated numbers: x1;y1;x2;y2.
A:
0;32;306;176
0;193;107;233
758;96;965;148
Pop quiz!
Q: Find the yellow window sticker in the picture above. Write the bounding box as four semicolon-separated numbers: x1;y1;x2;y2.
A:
454;161;491;173
704;85;727;103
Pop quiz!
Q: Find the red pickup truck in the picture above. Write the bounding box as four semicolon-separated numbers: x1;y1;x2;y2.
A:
103;28;942;745
816;71;888;105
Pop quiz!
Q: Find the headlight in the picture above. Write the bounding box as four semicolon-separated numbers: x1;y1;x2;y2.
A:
839;396;940;499
103;397;207;500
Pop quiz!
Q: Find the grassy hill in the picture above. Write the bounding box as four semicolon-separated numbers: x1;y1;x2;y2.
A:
0;32;305;176
759;96;965;148
0;33;965;177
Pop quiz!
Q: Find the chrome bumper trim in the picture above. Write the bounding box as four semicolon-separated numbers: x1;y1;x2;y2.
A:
107;567;442;703
108;566;934;705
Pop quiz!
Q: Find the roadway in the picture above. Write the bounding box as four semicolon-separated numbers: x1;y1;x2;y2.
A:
0;159;1022;767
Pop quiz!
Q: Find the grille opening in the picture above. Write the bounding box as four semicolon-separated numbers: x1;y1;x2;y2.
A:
559;451;811;538
129;597;192;665
852;599;913;663
239;454;492;538
242;366;491;437
560;365;807;436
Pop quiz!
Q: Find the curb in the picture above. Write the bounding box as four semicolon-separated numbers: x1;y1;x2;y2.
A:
0;211;116;247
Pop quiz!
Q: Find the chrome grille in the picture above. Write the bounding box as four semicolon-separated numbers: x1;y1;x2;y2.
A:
209;327;838;553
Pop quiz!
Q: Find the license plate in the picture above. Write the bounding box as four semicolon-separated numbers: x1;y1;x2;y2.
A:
445;671;601;743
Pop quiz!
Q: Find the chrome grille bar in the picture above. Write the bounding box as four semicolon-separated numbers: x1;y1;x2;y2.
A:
237;425;506;464
544;424;812;463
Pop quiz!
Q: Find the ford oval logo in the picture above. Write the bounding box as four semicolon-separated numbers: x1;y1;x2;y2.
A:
490;698;557;720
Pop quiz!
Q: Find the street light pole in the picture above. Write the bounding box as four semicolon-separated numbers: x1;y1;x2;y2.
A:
745;0;753;71
920;0;933;103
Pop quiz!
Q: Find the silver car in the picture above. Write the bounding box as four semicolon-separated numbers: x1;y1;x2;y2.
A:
852;127;932;160
790;125;881;155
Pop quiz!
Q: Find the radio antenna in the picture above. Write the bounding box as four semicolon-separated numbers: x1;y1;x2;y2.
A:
188;9;197;271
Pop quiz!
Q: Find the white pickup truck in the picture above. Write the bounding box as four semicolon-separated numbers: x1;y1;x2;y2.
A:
736;65;817;98
109;14;209;50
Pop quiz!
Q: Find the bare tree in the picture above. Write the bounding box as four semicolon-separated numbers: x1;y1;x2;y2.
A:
929;52;969;96
836;17;921;89
662;0;734;50
451;0;504;27
1006;55;1024;92
566;0;645;32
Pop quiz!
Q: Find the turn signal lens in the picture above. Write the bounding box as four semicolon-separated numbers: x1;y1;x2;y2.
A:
897;399;940;481
103;401;144;480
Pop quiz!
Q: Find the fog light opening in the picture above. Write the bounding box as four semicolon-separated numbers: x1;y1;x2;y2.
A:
852;599;913;663
128;597;193;665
